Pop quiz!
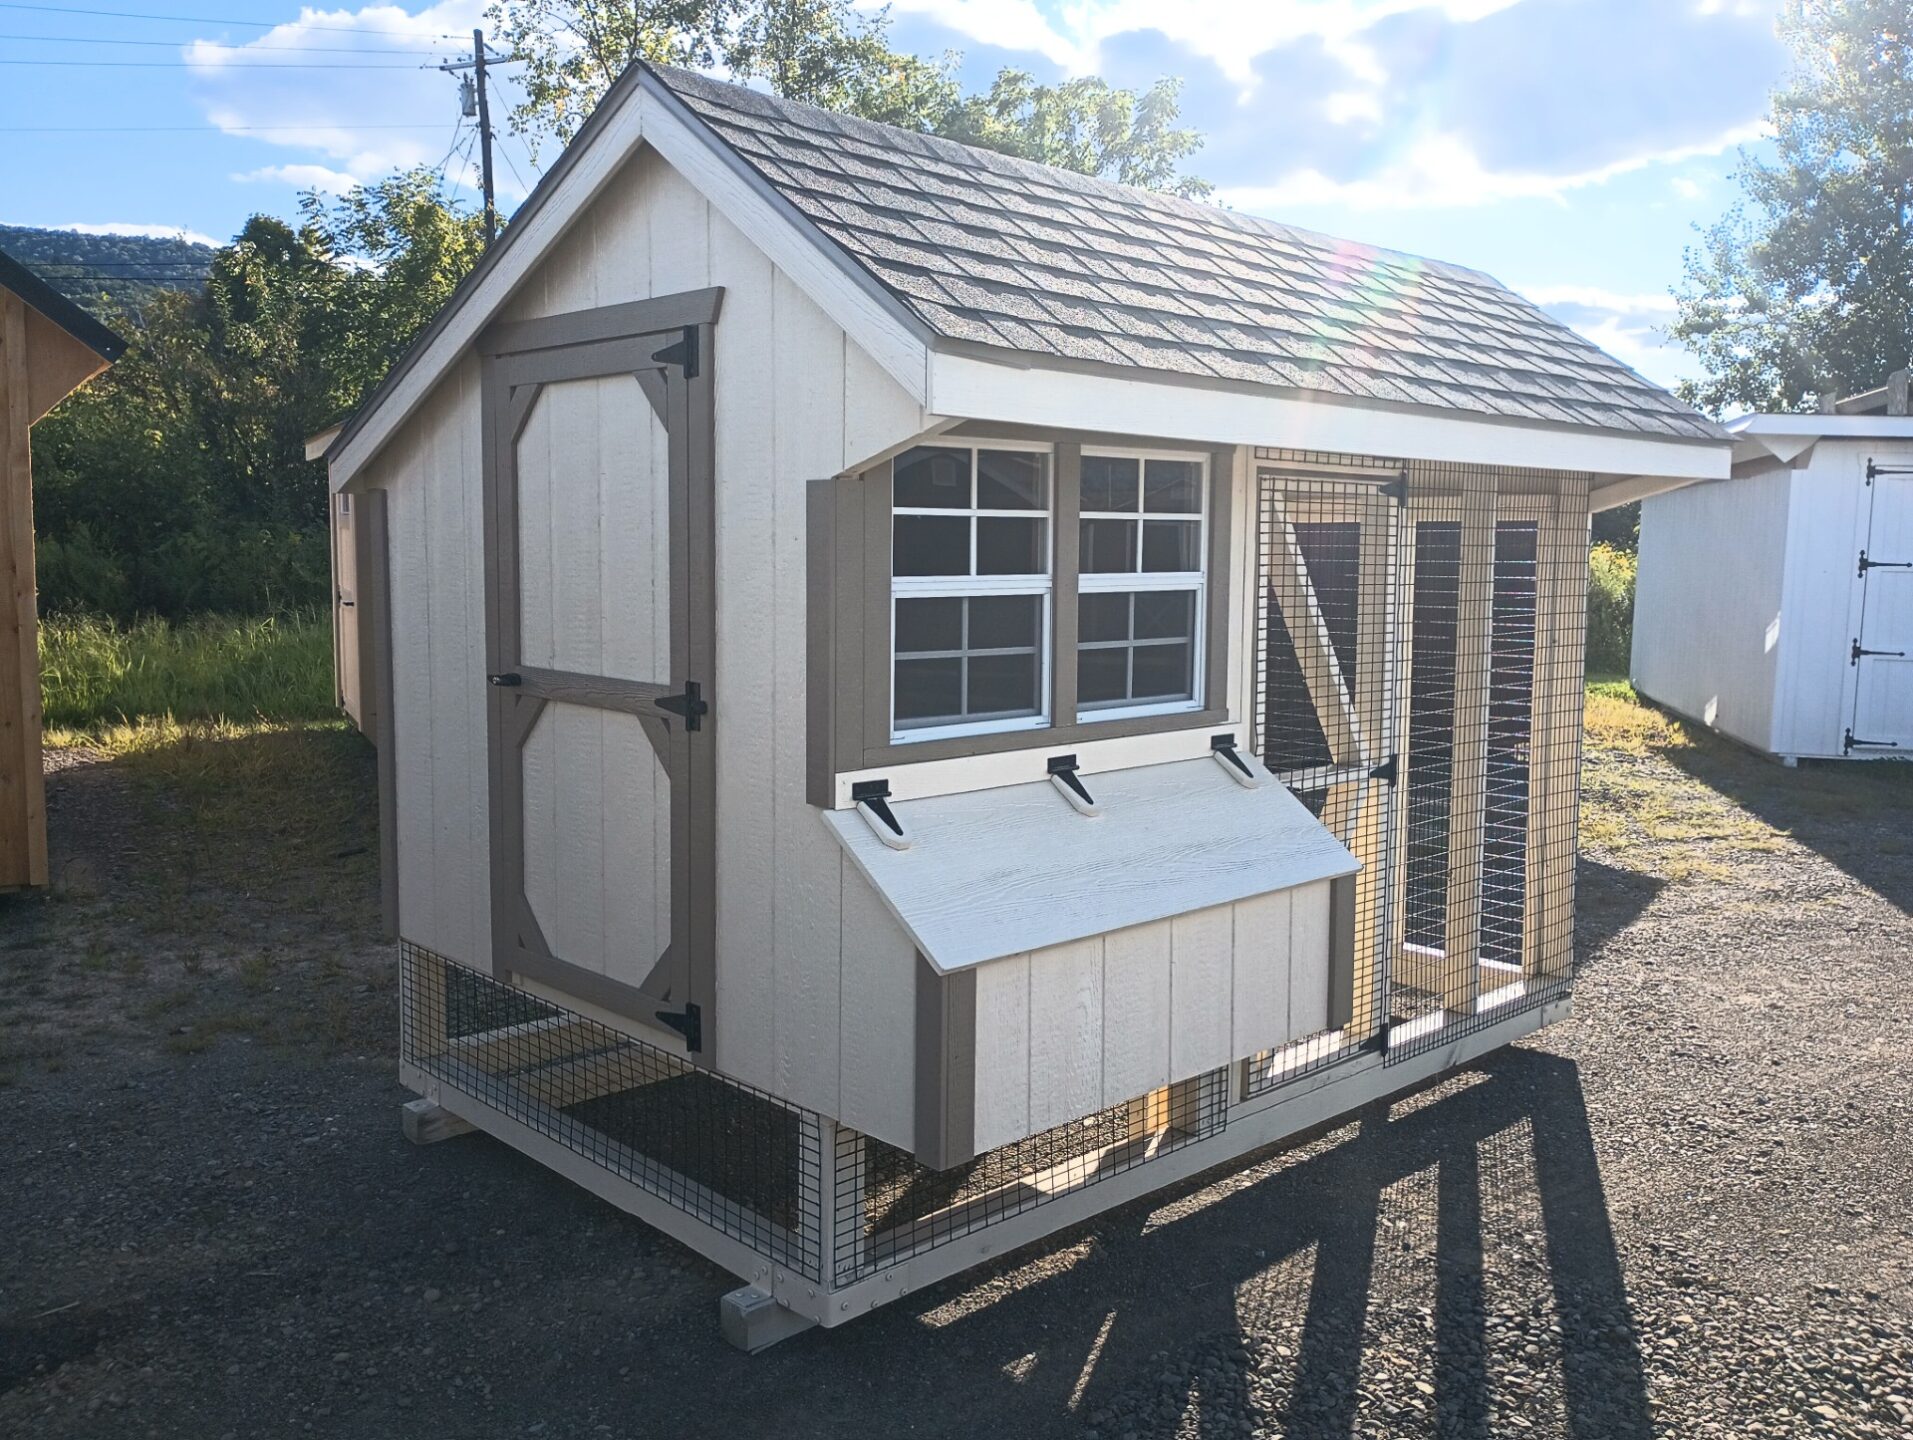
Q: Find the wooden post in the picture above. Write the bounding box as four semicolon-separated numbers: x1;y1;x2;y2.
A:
1441;470;1497;1014
1344;489;1399;1041
0;292;47;891
1523;477;1590;981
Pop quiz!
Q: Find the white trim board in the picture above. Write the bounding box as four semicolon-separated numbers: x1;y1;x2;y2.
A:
821;754;1357;973
928;352;1731;482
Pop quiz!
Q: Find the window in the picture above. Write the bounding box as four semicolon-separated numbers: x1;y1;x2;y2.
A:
1077;452;1207;720
891;443;1052;740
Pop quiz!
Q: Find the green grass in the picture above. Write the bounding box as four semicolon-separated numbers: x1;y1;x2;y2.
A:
41;612;335;736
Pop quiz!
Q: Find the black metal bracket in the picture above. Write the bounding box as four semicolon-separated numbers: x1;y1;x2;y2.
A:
850;778;904;837
1845;728;1901;753
1210;731;1256;781
1368;753;1400;786
1859;550;1912;576
1852;640;1906;665
651;326;699;380
654;679;708;730
488;671;522;687
1047;753;1097;808
654;1000;702;1052
1380;474;1408;503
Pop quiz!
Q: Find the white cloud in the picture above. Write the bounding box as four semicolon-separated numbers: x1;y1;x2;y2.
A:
1215;123;1765;212
232;164;363;194
186;2;497;189
60;221;220;247
1672;175;1705;200
1516;284;1678;315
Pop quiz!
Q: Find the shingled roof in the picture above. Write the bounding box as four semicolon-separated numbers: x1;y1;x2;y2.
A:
652;65;1721;443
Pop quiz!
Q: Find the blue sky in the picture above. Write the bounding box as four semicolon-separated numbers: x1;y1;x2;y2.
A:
0;0;1791;388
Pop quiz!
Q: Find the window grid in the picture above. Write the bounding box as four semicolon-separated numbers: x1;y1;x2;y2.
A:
891;442;1054;743
1078;450;1208;721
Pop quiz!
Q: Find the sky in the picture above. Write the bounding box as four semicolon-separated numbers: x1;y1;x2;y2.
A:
0;0;1794;390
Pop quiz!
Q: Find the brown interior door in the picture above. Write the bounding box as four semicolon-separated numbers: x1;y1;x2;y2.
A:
481;299;719;1059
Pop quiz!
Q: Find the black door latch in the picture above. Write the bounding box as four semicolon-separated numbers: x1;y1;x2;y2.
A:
488;672;522;687
654;680;709;730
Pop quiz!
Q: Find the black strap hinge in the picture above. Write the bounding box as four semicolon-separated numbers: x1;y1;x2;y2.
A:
1859;550;1912;575
1852;640;1906;665
653;680;708;730
1845;729;1901;753
654;1001;702;1052
651;326;699;379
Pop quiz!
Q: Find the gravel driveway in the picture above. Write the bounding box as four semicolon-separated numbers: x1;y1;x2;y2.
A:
2;716;1909;1438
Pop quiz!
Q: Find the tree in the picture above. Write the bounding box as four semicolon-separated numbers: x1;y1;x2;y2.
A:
1671;0;1913;415
941;71;1210;200
33;172;486;618
485;0;1209;195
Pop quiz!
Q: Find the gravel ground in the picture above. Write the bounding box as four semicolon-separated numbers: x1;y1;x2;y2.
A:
2;719;1910;1438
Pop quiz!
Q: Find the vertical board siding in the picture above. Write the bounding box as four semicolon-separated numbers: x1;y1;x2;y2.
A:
381;139;927;1113
1285;880;1332;1038
1099;919;1172;1106
971;881;1338;1152
1634;464;1792;753
972;953;1032;1152
1775;442;1874;757
1027;937;1105;1132
384;356;489;967
1169;905;1235;1080
1229;888;1292;1059
836;866;916;1147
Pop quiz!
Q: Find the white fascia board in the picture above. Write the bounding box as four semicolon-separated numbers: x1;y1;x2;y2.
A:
1729;414;1913;440
329;79;930;491
1589;472;1707;511
928;350;1731;482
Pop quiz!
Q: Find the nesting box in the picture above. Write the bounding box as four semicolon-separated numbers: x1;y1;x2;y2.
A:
320;63;1732;1347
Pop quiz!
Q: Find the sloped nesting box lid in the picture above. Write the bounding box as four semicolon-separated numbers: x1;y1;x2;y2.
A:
821;755;1358;973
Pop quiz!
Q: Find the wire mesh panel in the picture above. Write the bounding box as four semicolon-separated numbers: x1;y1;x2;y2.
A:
400;944;824;1281
1248;475;1401;1091
830;1071;1228;1285
1387;487;1587;1061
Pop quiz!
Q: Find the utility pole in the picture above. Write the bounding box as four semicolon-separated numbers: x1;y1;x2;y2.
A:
439;29;500;248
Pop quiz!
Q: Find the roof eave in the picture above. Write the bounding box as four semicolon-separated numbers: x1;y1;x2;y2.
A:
0;248;127;362
924;341;1732;481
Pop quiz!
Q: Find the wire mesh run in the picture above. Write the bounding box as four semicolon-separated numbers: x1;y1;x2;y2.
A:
831;1071;1228;1285
1247;476;1400;1091
1250;462;1589;1072
400;944;824;1282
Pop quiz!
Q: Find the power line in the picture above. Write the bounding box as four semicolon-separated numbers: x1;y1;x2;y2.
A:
0;57;442;67
0;122;444;131
0;29;456;53
0;2;465;38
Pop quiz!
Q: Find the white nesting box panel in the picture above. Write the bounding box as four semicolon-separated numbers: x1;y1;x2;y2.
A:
825;754;1357;1153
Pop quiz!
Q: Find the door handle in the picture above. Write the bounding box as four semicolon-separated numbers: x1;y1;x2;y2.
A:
653;680;708;730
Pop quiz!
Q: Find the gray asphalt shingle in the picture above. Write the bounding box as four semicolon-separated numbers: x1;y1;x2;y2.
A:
654;66;1725;443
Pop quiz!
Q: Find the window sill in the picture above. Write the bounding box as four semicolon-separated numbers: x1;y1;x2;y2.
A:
857;707;1230;769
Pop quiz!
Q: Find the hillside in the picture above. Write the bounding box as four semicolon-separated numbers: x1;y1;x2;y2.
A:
0;224;215;315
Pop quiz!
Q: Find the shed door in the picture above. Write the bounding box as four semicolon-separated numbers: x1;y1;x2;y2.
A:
1850;462;1913;754
482;298;719;1059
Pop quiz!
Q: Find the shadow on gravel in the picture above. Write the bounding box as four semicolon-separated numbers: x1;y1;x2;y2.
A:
1574;854;1667;956
858;1048;1654;1440
1658;733;1913;911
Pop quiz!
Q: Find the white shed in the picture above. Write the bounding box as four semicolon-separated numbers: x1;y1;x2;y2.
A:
1633;381;1913;762
321;62;1731;1348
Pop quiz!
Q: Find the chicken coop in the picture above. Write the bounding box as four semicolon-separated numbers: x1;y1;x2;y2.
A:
319;63;1732;1348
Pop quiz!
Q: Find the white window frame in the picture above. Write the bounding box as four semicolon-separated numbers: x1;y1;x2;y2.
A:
890;438;1055;744
1077;446;1210;724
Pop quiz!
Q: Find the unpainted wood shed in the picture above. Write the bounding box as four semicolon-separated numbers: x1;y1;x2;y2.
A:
0;249;123;891
321;64;1733;1347
1633;382;1913;762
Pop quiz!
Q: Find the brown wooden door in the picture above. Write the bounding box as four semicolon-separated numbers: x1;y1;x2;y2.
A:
481;294;720;1059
